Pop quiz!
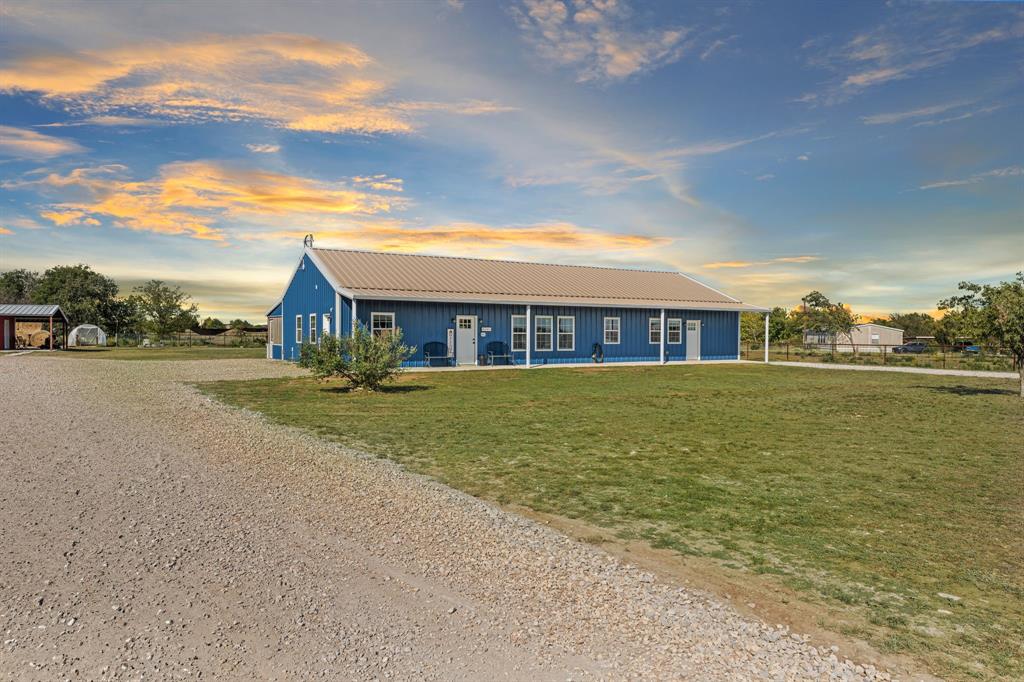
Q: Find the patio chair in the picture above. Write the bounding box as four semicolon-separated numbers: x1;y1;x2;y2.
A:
423;341;450;367
485;341;514;366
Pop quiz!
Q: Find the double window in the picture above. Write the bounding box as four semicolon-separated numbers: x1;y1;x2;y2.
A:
511;314;527;352
649;318;661;344
295;314;303;343
603;317;620;345
371;312;395;337
557;316;575;351
535;316;553;351
309;313;317;345
667;318;682;344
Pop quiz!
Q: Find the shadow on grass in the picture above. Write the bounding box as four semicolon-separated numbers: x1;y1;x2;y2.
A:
917;384;1018;396
320;384;431;395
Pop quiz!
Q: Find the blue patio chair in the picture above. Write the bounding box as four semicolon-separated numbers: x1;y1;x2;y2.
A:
423;341;450;367
485;341;513;366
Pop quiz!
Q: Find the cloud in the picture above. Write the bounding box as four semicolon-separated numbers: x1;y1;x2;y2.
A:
796;153;810;161
36;115;168;127
11;161;407;241
911;104;1002;128
0;226;12;235
240;220;670;255
861;100;970;125
700;35;738;61
246;143;281;153
799;7;1024;104
755;174;774;181
0;33;511;134
351;174;403;192
512;0;693;82
703;255;820;269
0;125;85;158
918;165;1023;191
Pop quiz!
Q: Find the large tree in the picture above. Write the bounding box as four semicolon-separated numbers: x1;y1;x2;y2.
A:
939;273;1024;397
102;296;144;344
868;312;937;339
31;264;118;328
133;280;199;339
200;317;227;330
741;307;795;344
792;291;858;352
0;269;40;304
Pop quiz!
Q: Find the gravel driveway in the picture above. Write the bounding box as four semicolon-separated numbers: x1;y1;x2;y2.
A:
0;356;889;680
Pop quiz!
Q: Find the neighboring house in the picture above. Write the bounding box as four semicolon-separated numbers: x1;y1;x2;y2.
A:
804;323;905;352
265;243;766;366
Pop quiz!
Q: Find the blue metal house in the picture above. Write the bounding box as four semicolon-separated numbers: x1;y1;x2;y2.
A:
265;242;766;367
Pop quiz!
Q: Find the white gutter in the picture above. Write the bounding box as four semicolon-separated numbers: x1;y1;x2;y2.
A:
660;308;666;364
525;304;532;368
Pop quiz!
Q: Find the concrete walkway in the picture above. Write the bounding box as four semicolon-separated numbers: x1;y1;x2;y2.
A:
767;360;1019;380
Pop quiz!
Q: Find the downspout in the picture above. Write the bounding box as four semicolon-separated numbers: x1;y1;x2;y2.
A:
525;304;532;368
660;308;666;364
764;311;770;363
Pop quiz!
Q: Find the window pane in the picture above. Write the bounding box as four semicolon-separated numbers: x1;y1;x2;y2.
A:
557;317;574;351
668;319;682;343
649;318;661;344
511;315;526;351
371;313;394;337
535;316;552;351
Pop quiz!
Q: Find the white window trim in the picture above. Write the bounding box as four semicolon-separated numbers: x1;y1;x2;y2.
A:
557;315;575;352
371;312;395;337
511;314;527;352
667;318;682;344
649;317;661;345
295;314;303;343
535;315;553;352
309;313;317;344
603;317;620;345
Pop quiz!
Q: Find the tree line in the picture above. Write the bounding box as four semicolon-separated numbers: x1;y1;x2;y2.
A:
0;265;199;340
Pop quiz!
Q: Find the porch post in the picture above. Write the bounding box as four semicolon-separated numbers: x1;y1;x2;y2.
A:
334;291;341;337
764;311;770;363
660;308;666;363
49;315;54;350
351;297;357;335
525;304;531;368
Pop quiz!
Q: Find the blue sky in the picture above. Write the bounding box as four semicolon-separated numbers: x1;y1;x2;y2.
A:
1;0;1021;320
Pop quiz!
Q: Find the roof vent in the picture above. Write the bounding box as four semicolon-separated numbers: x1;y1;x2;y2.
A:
303;234;314;248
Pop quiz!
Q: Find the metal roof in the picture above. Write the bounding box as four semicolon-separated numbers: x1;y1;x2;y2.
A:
306;248;767;312
0;304;68;319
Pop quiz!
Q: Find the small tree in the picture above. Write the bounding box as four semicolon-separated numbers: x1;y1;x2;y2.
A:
300;324;415;391
201;317;227;330
939;272;1024;397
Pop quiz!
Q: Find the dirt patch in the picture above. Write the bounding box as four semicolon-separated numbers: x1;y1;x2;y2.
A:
507;505;941;682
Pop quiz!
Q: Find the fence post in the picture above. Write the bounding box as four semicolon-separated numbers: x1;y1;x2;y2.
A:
882;345;886;365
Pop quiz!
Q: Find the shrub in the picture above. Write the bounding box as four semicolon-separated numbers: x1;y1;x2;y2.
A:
299;324;415;391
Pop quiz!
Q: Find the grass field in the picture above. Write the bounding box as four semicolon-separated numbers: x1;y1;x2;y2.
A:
201;364;1023;679
37;346;267;360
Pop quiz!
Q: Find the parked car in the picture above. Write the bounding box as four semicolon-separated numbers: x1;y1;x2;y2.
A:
962;345;983;355
891;341;929;354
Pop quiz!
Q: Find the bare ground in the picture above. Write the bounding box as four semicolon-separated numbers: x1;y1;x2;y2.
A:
1;357;895;680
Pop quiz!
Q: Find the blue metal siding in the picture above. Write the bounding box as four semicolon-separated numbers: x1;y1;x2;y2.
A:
280;254;338;361
353;301;739;366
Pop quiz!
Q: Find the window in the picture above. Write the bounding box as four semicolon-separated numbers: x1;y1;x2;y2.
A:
458;317;472;329
371;312;395;337
309;314;317;344
295;315;303;343
649;317;661;344
535;315;553;351
667;318;682;344
603;317;620;345
557;316;575;351
511;314;527;352
687;320;699;332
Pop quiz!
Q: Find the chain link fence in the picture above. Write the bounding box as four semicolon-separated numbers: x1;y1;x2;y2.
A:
741;342;1017;373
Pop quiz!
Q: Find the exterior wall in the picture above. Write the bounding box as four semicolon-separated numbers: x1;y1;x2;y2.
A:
279;253;339;361
0;316;14;350
354;300;740;366
806;324;905;353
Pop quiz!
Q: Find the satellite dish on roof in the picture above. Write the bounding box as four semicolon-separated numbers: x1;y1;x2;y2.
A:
303;234;314;248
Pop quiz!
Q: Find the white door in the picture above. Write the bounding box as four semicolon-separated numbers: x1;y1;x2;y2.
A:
455;315;477;365
685;320;701;360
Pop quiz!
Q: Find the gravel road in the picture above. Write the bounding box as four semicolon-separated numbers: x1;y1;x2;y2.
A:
1;356;890;680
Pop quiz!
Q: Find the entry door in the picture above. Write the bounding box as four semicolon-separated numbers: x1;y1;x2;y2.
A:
455;315;477;365
685;320;701;360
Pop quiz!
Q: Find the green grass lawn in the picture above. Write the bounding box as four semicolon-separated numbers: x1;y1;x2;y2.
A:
200;364;1023;679
40;346;267;360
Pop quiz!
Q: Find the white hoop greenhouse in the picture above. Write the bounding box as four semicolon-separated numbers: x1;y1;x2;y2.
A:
68;324;108;347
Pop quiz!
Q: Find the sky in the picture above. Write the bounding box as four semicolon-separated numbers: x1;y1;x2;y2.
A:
0;0;1021;321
